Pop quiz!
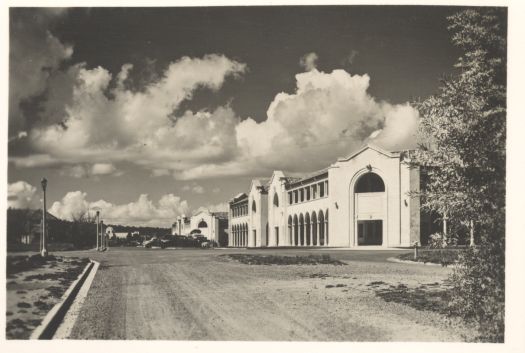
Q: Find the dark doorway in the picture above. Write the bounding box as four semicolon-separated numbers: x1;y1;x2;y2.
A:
357;220;383;245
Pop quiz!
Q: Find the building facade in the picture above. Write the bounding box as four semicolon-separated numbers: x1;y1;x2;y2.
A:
228;144;421;248
174;210;229;246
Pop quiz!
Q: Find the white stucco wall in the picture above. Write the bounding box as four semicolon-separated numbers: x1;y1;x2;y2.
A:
267;171;287;246
248;180;268;247
226;145;420;248
329;146;416;247
190;210;219;241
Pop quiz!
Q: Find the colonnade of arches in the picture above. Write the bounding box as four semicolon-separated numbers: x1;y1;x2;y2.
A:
231;223;248;247
287;209;329;246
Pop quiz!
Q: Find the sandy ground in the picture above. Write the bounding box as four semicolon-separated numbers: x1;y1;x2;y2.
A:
62;248;475;341
6;255;88;339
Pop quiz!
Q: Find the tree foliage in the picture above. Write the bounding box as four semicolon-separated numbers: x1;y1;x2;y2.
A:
413;8;506;342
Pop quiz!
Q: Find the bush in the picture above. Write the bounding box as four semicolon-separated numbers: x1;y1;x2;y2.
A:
449;237;505;342
398;248;461;266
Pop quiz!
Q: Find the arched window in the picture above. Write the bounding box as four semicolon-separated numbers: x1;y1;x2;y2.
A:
273;193;279;207
252;200;256;213
198;220;208;228
355;172;385;193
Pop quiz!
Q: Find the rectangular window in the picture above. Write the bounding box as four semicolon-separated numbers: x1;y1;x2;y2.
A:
325;181;329;196
306;187;310;201
300;189;304;202
289;192;293;204
294;190;298;203
312;185;317;199
319;182;325;197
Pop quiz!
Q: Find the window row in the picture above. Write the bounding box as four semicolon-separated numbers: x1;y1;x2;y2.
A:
232;204;248;218
288;180;328;205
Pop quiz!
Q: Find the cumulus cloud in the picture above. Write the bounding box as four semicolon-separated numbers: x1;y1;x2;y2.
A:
9;8;73;137
182;184;205;194
91;163;120;176
8;181;41;209
165;61;418;180
299;52;319;71
194;202;229;215
230;68;419;175
49;191;190;227
59;163;123;178
17;55;245;175
151;169;170;177
12;37;418;180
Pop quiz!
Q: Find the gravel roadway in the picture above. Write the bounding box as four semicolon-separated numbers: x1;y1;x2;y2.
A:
60;247;474;341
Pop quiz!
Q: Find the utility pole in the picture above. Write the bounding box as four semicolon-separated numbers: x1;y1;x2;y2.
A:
40;178;48;258
470;220;475;247
443;211;448;244
100;220;105;251
96;210;100;251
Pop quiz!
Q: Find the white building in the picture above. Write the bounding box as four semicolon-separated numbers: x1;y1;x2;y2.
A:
228;144;422;248
174;210;229;246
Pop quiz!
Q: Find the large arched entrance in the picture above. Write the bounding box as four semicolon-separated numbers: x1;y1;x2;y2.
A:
354;172;386;246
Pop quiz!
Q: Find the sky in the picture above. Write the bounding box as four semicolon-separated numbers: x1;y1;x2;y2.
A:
7;6;466;227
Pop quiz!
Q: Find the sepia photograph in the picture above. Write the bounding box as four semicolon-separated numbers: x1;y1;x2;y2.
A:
2;0;523;350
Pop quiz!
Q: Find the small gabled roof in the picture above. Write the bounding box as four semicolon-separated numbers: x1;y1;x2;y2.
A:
267;170;286;186
337;143;399;163
285;167;329;189
250;178;269;193
230;192;248;203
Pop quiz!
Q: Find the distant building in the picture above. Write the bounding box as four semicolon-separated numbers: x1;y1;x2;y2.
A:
113;231;129;239
174;210;229;246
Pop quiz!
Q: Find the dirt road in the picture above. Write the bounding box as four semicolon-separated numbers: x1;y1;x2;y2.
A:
63;248;473;341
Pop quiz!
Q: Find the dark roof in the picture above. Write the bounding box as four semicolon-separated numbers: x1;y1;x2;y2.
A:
286;167;329;189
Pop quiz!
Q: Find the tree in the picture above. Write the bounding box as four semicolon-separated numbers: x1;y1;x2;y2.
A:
70;210;97;249
412;8;506;342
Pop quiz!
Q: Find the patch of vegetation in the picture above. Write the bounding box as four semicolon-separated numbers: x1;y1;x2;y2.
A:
397;249;461;266
46;286;64;298
6;254;58;275
325;284;334;288
309;273;330;279
224;254;346;266
17;302;31;308
33;300;53;311
374;283;453;316
22;258;88;285
367;281;387;287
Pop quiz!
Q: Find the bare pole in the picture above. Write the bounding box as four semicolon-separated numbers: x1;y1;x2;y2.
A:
443;211;448;244
96;211;100;251
470;220;475;247
40;178;48;257
100;220;105;251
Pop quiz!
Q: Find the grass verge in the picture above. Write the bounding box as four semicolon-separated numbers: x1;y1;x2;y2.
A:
6;254;89;339
397;248;462;266
223;254;346;265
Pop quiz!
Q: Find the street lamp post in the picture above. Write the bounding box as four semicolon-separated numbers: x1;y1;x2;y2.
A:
40;178;48;258
96;210;100;251
100;220;105;251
